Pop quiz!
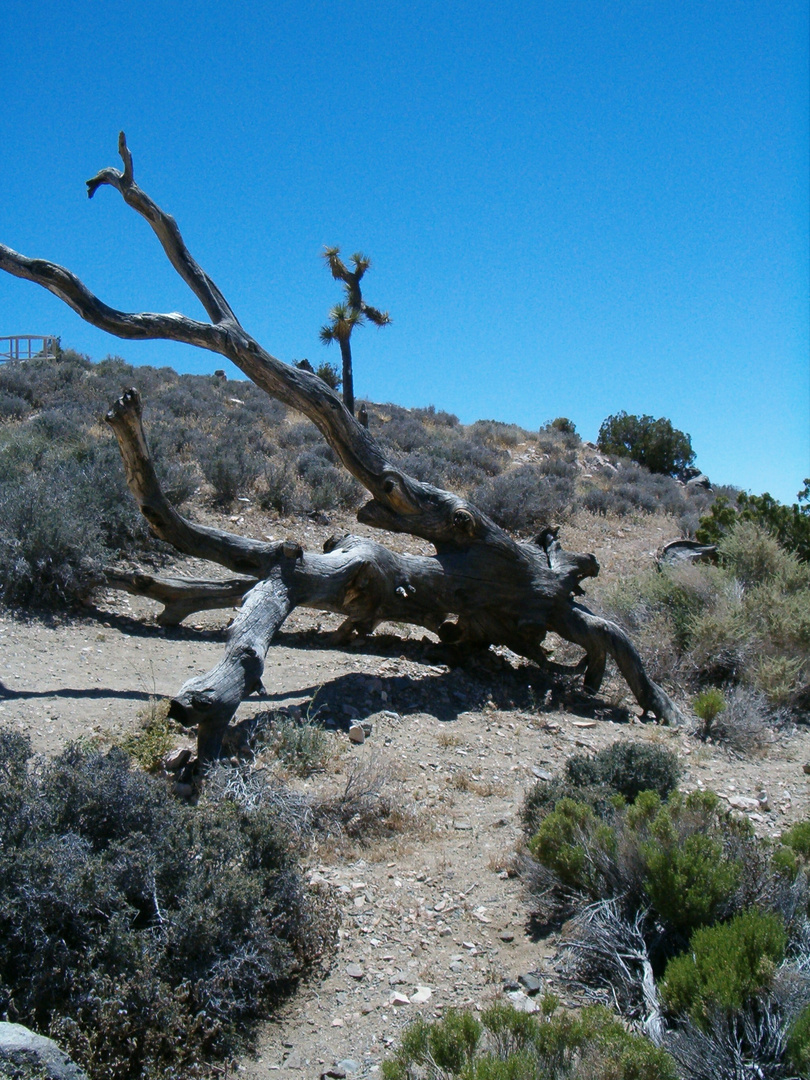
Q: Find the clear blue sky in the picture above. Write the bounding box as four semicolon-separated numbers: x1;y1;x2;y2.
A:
1;1;807;504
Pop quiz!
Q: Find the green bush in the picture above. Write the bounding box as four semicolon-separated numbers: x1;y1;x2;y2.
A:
382;1003;678;1080
786;1002;810;1076
525;781;747;936
659;909;787;1027
597;411;695;477
0;734;336;1080
527;798;603;892
692;688;726;739
780;819;810;860
698;481;810;563
565;740;680;803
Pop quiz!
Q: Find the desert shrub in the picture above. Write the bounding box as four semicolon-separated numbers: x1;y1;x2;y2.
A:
469;419;527;449
601;523;810;711
199;439;261;504
0;467;114;607
536;454;579;480
786;1002;810;1075
641;794;743;933
550;416;576;435
694;686;776;751
565;740;680;802
524;777;749;937
693;687;726;737
473;465;573;532
527;798;605;892
120;698;177;772
259;458;298;514
295;452;362;512
0;736;335;1080
314;361;341;389
659;910;787;1026
267;715;333;776
698;482;810;563
0;389;30;421
597;411;695;476
780;819;810;861
410;404;460;428
382;1002;678;1080
277;419;322;449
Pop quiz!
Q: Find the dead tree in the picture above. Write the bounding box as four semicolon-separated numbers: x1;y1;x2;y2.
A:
0;133;682;760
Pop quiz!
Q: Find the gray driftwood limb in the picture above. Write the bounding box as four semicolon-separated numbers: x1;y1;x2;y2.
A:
101;567;257;626
0;133;684;757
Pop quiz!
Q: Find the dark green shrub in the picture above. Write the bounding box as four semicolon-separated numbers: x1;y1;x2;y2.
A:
550;417;576;435
525;776;746;937
0;737;336;1080
597;411;695;476
697;482;810;563
521;776;617;838
659;909;787;1027
565;740;681;802
314;361;341;389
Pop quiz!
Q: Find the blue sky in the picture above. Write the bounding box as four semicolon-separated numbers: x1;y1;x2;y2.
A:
1;1;807;504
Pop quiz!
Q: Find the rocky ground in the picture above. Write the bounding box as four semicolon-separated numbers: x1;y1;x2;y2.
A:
1;509;808;1080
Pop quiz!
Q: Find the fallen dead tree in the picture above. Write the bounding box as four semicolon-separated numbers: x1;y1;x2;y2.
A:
0;133;682;760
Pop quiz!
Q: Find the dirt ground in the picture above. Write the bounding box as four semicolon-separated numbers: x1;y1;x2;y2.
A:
2;510;808;1079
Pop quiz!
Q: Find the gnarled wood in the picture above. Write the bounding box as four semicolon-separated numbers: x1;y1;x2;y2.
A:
101;567;257;626
0;133;684;758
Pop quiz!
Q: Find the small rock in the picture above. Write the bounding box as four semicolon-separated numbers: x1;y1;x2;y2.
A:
803;763;810;775
163;748;192;772
346;963;365;980
411;986;433;1004
506;990;540;1013
518;973;542;995
728;795;760;812
453;820;473;831
390;992;411;1006
531;767;553;780
348;724;365;744
336;1060;360;1075
498;931;515;943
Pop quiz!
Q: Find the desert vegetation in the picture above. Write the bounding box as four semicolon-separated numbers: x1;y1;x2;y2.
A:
520;741;810;1078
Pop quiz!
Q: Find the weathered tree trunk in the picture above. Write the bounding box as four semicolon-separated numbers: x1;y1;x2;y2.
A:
0;133;683;760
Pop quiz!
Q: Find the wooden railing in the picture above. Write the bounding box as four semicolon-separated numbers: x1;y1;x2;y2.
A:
0;335;59;362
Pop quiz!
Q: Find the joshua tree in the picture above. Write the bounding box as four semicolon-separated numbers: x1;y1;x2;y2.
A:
319;247;390;415
0;134;682;762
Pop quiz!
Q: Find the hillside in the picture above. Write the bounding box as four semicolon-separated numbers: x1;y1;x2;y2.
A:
1;351;809;1080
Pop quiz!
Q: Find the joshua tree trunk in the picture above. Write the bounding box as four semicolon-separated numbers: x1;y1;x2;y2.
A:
0;133;682;761
339;338;354;416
